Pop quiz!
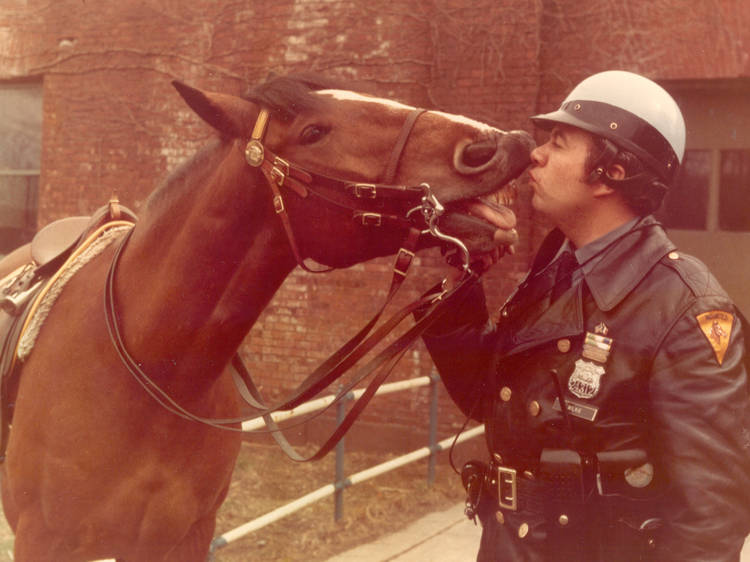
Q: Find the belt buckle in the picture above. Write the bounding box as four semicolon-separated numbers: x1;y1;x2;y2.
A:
497;466;518;511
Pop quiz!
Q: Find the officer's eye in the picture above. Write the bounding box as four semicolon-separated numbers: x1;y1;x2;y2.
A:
300;124;330;145
550;132;565;148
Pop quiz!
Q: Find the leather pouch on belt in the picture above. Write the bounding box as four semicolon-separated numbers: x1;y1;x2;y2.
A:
539;448;586;505
596;449;652;498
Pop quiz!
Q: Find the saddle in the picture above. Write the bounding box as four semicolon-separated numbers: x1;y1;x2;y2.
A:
0;198;137;460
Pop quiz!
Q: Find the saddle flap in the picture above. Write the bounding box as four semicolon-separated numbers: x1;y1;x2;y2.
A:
31;216;91;267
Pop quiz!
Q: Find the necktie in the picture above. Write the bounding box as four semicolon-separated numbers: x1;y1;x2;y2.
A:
550;250;577;302
511;249;578;310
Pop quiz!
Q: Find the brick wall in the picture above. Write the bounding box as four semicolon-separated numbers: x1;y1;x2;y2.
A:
0;0;747;451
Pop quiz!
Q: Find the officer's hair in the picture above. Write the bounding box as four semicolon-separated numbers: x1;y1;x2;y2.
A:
586;137;667;216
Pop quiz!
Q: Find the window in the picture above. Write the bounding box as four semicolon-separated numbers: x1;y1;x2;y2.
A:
655;79;750;232
657;150;711;230
0;81;42;255
719;150;750;231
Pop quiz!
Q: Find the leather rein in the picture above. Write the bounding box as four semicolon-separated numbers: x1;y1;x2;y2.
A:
104;105;477;462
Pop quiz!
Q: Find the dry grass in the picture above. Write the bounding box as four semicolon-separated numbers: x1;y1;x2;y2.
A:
213;441;466;561
0;440;468;562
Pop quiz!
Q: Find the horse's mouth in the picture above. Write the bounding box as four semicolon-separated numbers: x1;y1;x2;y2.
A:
420;129;532;255
438;181;520;253
449;184;518;230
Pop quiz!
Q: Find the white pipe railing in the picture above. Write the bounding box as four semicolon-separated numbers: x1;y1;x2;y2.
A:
241;374;435;431
210;424;484;552
209;375;484;555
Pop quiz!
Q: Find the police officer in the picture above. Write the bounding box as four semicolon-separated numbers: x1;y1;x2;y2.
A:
423;71;750;561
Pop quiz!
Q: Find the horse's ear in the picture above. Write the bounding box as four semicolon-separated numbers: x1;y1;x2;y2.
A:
172;80;255;138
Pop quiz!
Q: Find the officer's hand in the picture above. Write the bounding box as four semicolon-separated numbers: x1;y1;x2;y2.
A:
443;230;517;289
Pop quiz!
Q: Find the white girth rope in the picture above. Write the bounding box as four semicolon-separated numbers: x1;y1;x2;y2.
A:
17;224;133;362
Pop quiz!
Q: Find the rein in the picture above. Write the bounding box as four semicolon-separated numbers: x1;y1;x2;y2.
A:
103;105;477;461
105;224;478;459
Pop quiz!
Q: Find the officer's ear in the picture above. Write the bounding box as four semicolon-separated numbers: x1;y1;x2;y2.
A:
605;163;626;181
590;163;625;197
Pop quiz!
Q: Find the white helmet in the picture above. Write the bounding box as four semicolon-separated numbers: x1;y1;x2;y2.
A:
531;70;686;184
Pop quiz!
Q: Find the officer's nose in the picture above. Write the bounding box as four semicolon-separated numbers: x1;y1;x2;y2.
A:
530;143;546;166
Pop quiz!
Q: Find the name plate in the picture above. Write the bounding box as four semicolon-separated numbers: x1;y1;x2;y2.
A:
552;397;599;422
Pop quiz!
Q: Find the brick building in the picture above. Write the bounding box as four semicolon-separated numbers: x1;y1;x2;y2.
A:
0;0;748;452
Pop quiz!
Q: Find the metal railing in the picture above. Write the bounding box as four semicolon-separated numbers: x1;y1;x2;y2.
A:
209;373;485;556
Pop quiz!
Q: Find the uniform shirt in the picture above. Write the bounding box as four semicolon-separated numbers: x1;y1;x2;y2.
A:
423;215;750;562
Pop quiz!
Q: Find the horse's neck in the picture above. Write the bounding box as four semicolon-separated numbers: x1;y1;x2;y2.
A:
117;141;296;388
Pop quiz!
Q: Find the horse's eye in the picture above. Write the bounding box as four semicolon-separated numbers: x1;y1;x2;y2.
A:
300;124;330;145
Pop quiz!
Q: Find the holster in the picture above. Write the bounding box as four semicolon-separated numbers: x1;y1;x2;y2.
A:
461;460;489;522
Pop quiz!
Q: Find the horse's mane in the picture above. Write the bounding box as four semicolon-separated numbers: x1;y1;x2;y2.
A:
144;139;224;214
242;73;350;122
144;74;355;215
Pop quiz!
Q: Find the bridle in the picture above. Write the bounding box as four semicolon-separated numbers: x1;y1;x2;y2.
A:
243;106;471;273
103;103;477;462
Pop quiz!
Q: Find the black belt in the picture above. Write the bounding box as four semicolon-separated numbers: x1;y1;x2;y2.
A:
489;457;548;513
462;449;596;519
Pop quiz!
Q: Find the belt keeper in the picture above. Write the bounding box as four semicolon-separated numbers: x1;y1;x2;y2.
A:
350;183;377;198
393;247;415;277
357;212;382;227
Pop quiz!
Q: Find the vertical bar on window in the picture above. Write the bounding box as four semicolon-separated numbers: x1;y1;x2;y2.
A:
707;149;721;232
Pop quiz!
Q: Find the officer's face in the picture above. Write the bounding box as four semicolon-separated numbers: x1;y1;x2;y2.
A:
528;124;596;228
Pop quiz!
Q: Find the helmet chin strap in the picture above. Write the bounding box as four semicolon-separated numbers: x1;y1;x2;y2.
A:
587;138;668;213
586;138;619;183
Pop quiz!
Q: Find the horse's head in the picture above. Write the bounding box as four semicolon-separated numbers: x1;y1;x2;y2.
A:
173;76;533;269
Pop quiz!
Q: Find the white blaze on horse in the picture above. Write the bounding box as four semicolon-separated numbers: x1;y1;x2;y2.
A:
0;75;532;561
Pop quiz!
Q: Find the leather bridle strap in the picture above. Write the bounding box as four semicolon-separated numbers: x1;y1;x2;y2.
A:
382;108;426;184
264;166;319;272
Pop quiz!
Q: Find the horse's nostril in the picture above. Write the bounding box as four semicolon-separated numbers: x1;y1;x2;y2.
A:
462;140;496;168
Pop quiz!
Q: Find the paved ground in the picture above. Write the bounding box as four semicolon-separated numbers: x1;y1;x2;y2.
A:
327;503;750;562
326;503;480;562
0;502;747;561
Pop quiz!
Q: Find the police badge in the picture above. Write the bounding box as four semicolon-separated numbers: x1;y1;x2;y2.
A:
567;359;605;399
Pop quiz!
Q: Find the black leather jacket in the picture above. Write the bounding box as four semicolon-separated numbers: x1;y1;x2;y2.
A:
424;216;750;561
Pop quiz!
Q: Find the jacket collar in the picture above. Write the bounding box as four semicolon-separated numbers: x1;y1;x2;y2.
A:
557;215;676;311
504;216;675;354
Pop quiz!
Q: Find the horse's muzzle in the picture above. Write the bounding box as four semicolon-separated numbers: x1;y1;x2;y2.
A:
454;130;535;176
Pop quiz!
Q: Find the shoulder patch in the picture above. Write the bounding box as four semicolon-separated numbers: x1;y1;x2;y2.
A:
696;310;734;365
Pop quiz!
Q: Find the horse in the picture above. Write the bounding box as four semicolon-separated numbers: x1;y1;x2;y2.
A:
0;74;533;561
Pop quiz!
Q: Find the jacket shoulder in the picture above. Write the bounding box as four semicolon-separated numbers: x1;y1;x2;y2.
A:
657;250;730;301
